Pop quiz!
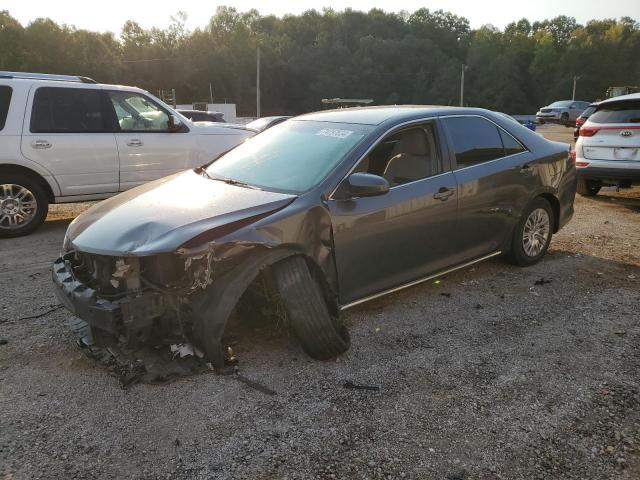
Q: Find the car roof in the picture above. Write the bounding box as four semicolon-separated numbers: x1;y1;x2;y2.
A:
296;105;496;125
598;93;640;105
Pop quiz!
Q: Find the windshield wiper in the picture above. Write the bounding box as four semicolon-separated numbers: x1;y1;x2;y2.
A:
196;169;262;190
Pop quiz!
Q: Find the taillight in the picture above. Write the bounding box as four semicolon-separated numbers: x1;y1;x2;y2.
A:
579;126;600;137
568;150;576;165
576;161;589;167
576;117;585;127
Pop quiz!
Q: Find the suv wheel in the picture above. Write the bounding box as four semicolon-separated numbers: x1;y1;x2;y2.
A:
0;175;49;237
576;177;601;197
508;197;554;267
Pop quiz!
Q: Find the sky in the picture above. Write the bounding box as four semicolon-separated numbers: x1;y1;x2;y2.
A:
3;0;640;34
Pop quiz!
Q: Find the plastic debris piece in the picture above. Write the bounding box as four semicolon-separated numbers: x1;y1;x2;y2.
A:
343;380;380;391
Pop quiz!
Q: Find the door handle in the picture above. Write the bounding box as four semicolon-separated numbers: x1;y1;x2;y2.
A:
127;139;143;147
32;140;52;149
519;164;534;176
433;187;454;201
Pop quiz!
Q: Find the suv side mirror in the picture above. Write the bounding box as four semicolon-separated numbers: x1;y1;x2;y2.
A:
347;172;390;197
168;114;183;132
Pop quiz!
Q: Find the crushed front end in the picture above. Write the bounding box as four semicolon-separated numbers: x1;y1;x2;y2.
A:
52;249;217;361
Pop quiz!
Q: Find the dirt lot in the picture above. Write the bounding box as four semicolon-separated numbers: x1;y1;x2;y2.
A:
1;124;639;479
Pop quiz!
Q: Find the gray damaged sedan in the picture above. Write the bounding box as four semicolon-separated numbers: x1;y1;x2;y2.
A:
53;106;576;367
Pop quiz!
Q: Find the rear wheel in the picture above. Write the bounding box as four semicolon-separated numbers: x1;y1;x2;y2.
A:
561;112;570;126
576;177;601;196
0;174;49;238
272;256;350;360
508;197;553;267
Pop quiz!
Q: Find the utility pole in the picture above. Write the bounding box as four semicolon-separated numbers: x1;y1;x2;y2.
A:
209;82;214;105
572;75;579;100
460;63;467;107
256;46;261;118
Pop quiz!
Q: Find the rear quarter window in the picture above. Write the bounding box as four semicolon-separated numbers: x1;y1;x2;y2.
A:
589;100;640;124
0;86;12;131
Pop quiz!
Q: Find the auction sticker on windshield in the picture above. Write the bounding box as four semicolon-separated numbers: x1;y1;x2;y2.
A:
316;128;354;139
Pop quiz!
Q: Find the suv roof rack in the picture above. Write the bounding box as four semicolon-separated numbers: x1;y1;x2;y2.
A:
0;71;97;84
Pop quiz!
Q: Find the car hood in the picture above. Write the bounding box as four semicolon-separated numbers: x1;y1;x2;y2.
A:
65;170;296;256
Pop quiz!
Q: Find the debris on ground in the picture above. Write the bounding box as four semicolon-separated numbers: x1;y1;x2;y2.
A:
534;278;552;286
343;380;380;391
70;318;214;387
231;372;277;396
0;338;7;346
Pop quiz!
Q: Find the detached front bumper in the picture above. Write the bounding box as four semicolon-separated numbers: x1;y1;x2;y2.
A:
52;254;165;341
52;255;121;335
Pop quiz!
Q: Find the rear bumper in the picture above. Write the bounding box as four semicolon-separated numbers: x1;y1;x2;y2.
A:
577;165;640;182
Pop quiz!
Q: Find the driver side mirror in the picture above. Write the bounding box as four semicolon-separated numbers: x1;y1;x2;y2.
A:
346;172;390;197
168;114;183;132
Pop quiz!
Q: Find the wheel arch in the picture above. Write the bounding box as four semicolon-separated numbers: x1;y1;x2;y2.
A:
536;192;560;233
189;245;334;367
0;163;57;203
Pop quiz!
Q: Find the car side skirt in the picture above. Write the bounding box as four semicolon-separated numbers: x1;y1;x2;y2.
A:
339;250;503;311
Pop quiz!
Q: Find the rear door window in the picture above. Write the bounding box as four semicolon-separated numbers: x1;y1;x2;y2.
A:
589;100;640;124
443;116;505;168
0;86;12;131
31;87;112;133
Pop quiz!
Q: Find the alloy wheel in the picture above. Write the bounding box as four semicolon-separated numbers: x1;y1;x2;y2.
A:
522;208;550;257
0;184;38;230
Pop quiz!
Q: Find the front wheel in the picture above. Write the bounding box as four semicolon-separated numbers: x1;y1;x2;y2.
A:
0;175;49;238
272;256;350;360
576;177;601;196
508;197;554;267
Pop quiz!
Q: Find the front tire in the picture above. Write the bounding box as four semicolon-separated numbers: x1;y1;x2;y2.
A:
576;177;601;196
508;197;554;267
0;174;49;238
272;256;350;360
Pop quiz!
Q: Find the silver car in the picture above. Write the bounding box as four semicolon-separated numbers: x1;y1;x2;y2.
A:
536;100;591;126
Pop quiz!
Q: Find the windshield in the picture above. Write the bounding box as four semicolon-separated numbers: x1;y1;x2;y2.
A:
206;120;372;193
549;101;573;108
590;100;640;124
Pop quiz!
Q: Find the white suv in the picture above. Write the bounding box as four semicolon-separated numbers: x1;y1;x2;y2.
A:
0;72;255;237
575;93;640;196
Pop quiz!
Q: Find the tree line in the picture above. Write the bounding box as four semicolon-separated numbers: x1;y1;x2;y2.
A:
1;7;639;116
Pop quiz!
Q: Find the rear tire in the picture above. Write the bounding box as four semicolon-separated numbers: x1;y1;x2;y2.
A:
561;112;570;126
576;177;601;196
0;174;49;238
272;256;350;360
508;197;554;267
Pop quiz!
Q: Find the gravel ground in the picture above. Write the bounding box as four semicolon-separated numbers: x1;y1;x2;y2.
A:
1;125;639;479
